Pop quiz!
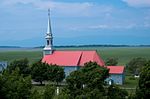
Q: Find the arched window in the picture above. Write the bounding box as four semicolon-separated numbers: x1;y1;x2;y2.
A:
47;40;49;45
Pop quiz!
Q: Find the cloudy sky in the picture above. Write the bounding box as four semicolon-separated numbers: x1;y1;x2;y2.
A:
0;0;150;47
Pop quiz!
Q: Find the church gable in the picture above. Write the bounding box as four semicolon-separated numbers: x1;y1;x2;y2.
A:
79;51;105;66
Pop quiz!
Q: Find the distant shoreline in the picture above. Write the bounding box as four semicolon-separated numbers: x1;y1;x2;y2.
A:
34;44;150;48
1;45;150;49
0;46;21;48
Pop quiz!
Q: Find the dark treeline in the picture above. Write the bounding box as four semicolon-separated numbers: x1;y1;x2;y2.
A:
0;46;21;48
34;44;150;48
1;45;150;49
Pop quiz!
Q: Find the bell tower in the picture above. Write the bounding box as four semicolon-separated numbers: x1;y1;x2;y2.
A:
43;9;53;55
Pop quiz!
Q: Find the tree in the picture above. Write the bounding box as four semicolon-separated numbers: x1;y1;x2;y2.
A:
126;57;147;74
7;58;30;76
107;85;128;99
0;68;32;99
82;62;109;90
47;64;65;85
0;73;5;99
135;63;150;99
31;61;48;85
29;90;42;99
105;58;118;66
62;61;109;98
43;84;56;99
31;61;65;85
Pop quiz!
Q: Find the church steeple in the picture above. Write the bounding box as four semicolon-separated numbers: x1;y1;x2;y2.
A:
43;9;53;55
47;9;52;35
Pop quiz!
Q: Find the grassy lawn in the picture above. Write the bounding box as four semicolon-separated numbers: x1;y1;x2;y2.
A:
32;84;63;99
123;76;138;88
118;75;139;94
32;85;45;94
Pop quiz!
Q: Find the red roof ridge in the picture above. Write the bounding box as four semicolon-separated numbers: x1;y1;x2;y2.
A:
77;52;83;66
107;66;125;74
53;50;97;52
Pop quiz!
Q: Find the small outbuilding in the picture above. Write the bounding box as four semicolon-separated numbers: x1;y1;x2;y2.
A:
107;66;125;85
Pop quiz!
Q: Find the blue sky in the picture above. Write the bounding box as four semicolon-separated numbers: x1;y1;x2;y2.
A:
0;0;150;47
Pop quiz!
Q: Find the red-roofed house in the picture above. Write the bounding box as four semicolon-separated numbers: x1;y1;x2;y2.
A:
42;10;125;85
107;66;125;85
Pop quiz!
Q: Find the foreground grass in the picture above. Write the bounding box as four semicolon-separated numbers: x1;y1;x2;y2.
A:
123;76;138;88
120;76;138;94
32;85;45;94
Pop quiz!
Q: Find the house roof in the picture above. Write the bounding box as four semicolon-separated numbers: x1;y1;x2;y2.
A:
107;66;124;74
42;50;105;66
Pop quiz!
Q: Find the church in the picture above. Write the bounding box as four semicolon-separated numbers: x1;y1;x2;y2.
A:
42;9;125;85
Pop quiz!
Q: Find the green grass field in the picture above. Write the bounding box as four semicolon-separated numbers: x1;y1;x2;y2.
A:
97;47;150;65
0;48;42;64
0;47;150;65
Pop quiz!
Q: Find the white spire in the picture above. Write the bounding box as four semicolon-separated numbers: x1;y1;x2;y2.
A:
47;9;52;34
43;9;53;55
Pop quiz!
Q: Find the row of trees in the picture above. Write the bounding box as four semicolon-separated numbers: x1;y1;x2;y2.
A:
57;62;128;99
0;68;59;99
0;58;65;99
0;68;32;99
0;58;150;99
6;58;65;85
31;61;65;85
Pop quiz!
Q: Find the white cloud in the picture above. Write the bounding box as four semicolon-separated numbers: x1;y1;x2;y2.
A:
68;23;139;31
123;0;150;8
89;25;109;29
1;0;37;5
1;0;92;9
0;0;113;17
38;2;113;17
68;24;109;31
34;1;93;16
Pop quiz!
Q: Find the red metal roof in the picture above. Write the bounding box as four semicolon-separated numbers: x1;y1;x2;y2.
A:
42;50;105;66
107;66;124;74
